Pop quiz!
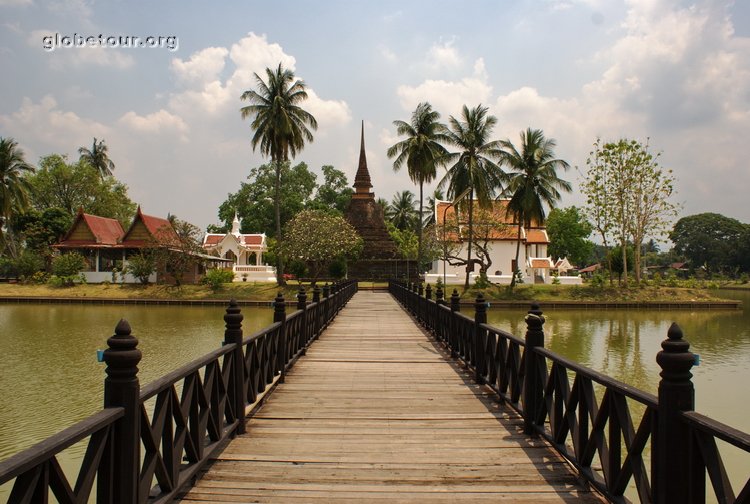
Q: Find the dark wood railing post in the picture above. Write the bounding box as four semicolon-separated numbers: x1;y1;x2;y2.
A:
297;286;308;349
523;303;545;436
474;293;487;384
435;285;444;305
417;282;424;323
101;319;142;504
654;323;700;504
449;289;460;358
425;284;433;330
322;283;330;325
312;284;321;339
273;292;287;383
223;299;245;434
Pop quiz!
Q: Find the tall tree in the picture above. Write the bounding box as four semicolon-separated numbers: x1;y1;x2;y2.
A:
582;138;677;285
387;102;449;270
499;128;571;289
78;137;115;179
438;104;506;291
386;191;418;231
27;154;136;227
423;189;444;227
240;63;318;285
0;137;35;255
669;213;746;274
311;165;353;214
546;206;594;267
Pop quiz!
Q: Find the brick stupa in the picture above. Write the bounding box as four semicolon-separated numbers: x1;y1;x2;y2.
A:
345;122;410;280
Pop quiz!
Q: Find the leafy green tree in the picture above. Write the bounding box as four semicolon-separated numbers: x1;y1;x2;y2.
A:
0;137;35;255
125;251;156;285
582;138;677;285
279;210;362;282
669;213;746;274
500;128;571;289
78;137;115;179
546;206;594;268
51;251;86;286
387;102;449;269
11;207;70;268
240;63;318;286
310;165;353;214
386;191;418;231
438;104;506;290
215;161;317;237
151;218;203;286
27;154;136;226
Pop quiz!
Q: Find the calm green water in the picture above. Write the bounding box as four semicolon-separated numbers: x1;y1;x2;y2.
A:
0;303;273;461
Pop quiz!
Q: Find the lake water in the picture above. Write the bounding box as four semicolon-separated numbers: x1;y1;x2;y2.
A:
0;290;748;501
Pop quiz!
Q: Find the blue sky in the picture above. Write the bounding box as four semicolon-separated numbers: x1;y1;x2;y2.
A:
1;0;749;234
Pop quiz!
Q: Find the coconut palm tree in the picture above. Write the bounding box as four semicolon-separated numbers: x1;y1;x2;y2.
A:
500;128;572;289
387;102;449;270
240;63;318;285
423;189;445;227
78;137;115;179
438;105;506;291
0;137;35;252
387;191;418;231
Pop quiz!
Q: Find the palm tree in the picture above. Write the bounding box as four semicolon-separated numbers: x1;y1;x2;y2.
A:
240;63;318;285
78;138;115;179
500;128;572;289
387;191;418;231
423;189;445;227
438;105;506;291
0;137;35;253
387;102;449;270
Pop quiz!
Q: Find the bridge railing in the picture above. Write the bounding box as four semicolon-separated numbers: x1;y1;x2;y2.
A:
0;280;357;504
389;279;750;504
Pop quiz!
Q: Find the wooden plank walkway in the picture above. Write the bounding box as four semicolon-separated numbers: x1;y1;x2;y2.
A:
180;291;605;503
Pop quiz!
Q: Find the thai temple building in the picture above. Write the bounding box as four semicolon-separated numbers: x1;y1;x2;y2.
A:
202;213;276;282
344;122;410;280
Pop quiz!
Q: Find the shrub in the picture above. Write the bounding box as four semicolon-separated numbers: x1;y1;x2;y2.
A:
328;257;347;279
126;252;155;285
589;272;606;288
202;268;235;291
289;260;308;281
15;251;44;281
473;273;491;289
0;257;18;278
50;252;86;287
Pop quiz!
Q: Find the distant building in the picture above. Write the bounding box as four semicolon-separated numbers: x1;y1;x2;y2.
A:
202;213;276;282
344;122;409;280
54;207;212;284
426;200;582;285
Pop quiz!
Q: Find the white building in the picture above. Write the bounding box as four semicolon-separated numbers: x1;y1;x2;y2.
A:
202;214;276;282
425;199;581;285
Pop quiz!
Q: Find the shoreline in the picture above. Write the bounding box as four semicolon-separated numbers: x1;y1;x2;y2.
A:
0;294;739;310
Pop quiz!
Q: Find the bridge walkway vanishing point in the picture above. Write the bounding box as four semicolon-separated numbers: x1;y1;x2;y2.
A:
180;291;605;503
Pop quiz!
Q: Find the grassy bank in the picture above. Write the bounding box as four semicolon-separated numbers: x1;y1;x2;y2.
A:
0;281;737;304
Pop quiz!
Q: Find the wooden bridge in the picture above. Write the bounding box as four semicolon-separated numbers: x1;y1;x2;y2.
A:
180;291;602;502
1;280;749;504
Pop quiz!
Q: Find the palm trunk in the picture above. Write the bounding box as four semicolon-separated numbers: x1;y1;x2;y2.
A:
274;158;286;287
417;181;423;275
463;191;474;292
510;214;523;290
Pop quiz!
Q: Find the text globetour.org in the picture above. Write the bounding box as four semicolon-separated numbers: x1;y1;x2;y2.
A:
42;33;179;52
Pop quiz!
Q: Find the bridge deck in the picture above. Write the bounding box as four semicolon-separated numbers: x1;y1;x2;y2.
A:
180;291;604;503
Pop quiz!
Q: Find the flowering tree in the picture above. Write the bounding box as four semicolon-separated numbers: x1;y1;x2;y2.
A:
279;210;363;281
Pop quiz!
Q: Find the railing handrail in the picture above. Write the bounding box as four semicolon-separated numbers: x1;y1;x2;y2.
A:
681;410;750;451
0;407;124;484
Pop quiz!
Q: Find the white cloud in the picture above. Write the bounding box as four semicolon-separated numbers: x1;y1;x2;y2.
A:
304;89;351;131
171;47;228;85
0;0;33;6
118;109;189;141
397;58;492;117
427;37;461;70
0;95;110;157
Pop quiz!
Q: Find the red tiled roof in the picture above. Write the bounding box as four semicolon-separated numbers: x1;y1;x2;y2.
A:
121;207;179;247
56;210;124;248
531;259;552;269
578;263;601;273
435;199;546;241
241;235;263;246
203;234;224;246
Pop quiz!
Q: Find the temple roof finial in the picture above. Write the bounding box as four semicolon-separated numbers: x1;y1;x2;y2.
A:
353;120;373;195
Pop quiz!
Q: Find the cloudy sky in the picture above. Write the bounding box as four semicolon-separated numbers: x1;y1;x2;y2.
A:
1;0;749;232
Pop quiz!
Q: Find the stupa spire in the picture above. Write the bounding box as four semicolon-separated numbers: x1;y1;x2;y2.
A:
353;120;373;198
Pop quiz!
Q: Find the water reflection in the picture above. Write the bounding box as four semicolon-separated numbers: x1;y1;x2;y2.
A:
0;303;272;460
